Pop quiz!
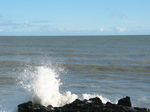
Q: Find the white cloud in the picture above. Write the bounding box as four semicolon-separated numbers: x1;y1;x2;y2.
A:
58;27;87;32
99;28;104;32
116;27;126;32
23;21;30;27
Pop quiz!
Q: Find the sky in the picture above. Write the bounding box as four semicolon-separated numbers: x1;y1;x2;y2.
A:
0;0;150;35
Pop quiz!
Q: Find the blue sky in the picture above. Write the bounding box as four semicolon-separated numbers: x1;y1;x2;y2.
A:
0;0;150;35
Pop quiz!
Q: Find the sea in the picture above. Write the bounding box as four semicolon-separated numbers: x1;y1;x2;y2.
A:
0;35;149;112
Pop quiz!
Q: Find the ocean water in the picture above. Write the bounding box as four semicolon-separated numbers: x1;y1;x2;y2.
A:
0;35;149;111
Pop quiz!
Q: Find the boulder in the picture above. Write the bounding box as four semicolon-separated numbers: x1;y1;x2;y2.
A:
18;101;33;112
18;101;53;112
89;97;103;105
117;96;132;107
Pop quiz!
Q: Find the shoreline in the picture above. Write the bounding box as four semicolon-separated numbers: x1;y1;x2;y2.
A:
18;96;150;112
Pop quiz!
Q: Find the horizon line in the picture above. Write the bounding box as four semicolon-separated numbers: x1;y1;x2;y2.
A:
0;34;150;37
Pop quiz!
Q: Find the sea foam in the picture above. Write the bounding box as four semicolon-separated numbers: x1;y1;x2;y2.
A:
18;64;109;107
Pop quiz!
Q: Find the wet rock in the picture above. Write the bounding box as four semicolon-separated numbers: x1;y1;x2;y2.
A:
18;96;150;112
117;96;132;107
18;101;33;112
89;97;103;105
61;99;87;112
18;101;53;112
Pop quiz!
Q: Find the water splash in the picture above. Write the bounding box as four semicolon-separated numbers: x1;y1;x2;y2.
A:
18;63;110;107
18;65;78;107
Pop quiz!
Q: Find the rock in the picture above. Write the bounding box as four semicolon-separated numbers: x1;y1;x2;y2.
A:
18;101;53;112
134;107;150;112
106;101;113;106
18;101;33;112
62;99;86;112
18;96;150;112
89;97;103;105
117;96;132;107
71;99;84;106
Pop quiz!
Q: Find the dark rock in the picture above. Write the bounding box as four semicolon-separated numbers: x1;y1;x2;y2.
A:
106;101;113;106
18;101;53;112
89;97;103;105
18;96;150;112
71;99;84;105
117;96;132;107
134;107;150;112
62;99;86;112
18;101;33;112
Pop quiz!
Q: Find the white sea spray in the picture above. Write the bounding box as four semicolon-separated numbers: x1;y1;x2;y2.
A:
18;65;78;107
17;63;110;107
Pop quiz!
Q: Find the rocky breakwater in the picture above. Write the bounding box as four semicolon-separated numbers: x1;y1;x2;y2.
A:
18;96;150;112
